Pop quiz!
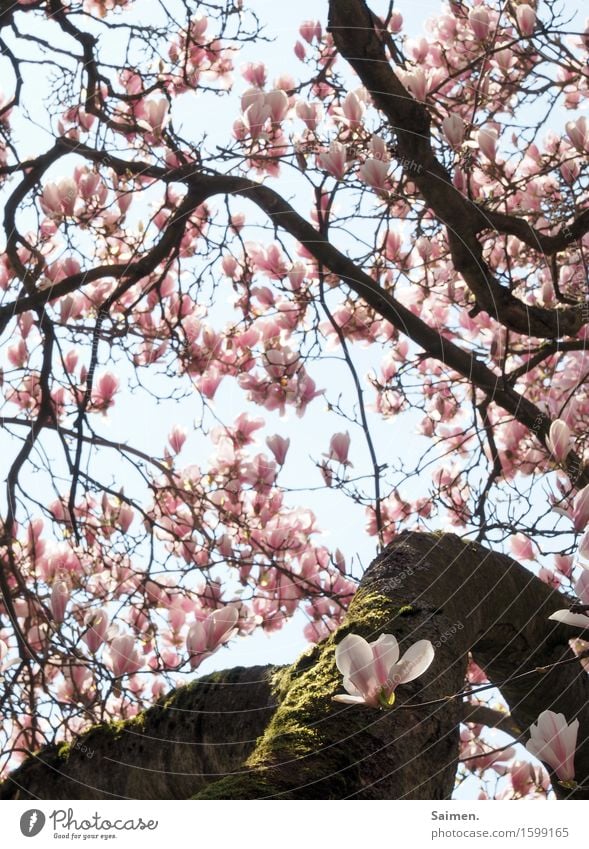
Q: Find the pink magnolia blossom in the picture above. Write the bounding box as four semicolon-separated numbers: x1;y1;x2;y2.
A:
248;242;288;278
168;425;187;454
299;20;321;44
295;101;322;131
82;609;109;653
241;61;266;88
27;624;49;653
140;97;169;135
526;710;578;783
287;262;307;292
242;453;277;490
76;168;107;203
265;89;289;124
539;566;560;589
566;117;588;153
91;372;120;412
186;606;239;670
333;633;435;708
118;502;134;534
516;4;536;37
399;68;428;102
573;485;589;533
108;634;142;677
197;368;222;399
442;114;465;149
317;141;348;180
326;431;351;465
477;126;498;161
50;580;70;623
510;533;534;561
294;40;306;61
494;47;515;74
388;10;403;33
358;158;389;191
461;732;516;773
40;178;78;218
554;554;573;579
60;665;94;703
342;91;364;129
231;412;264;445
561;158;580;184
546;419;572;463
469;7;489;41
243;99;271;139
266;434;290;465
510;761;548;797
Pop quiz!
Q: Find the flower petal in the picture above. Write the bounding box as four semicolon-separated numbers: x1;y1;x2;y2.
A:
335;634;377;697
526;711;578;781
575;571;589;606
208;606;239;646
332;694;367;705
370;634;399;685
341;676;361;697
548;610;589;629
389;639;435;685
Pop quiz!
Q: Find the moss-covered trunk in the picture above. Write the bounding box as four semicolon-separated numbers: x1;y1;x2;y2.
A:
4;532;589;800
195;532;589;799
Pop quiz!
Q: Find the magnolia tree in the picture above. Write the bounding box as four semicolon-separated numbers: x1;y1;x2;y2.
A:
1;0;589;801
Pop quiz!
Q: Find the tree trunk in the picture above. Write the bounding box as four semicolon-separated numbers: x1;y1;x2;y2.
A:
3;532;588;799
0;665;275;800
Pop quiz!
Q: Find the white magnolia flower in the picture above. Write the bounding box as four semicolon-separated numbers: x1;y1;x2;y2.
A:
526;710;578;783
333;632;435;709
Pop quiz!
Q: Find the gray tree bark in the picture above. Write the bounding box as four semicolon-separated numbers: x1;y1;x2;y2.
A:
0;665;275;800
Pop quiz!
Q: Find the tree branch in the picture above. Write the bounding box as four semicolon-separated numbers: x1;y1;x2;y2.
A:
326;0;587;340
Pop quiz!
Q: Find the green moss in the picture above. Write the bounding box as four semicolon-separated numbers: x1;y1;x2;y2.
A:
196;592;414;798
161;680;200;711
193;771;282;800
270;644;321;699
79;709;147;752
57;742;71;761
247;591;398;777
